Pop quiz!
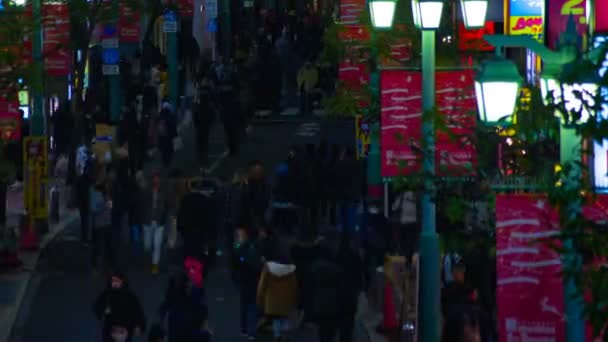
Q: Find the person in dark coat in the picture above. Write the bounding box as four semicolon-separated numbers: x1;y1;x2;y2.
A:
158;101;177;169
336;237;365;342
290;229;322;323
93;272;146;342
178;178;221;265
309;245;345;342
193;74;217;164
334;146;364;235
233;227;263;339
241;161;270;231
160;272;206;342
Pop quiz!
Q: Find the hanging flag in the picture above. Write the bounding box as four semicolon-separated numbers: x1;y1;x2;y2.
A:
595;0;608;33
496;194;565;342
380;70;422;177
339;0;365;24
42;3;70;76
435;70;477;177
119;1;141;43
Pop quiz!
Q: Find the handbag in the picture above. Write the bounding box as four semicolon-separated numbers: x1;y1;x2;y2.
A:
173;136;183;151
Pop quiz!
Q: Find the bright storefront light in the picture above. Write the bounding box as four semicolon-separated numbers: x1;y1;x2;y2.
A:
561;82;597;124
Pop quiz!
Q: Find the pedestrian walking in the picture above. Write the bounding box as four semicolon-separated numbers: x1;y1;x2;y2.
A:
309;246;344;342
256;258;298;342
158;100;177;169
139;171;168;274
75;141;94;244
297;61;318;115
193;74;217;165
335;236;365;342
234;227;263;340
93;272;146;342
160;271;206;342
90;176;113;273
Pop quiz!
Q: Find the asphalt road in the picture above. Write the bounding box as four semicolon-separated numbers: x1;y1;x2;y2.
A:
9;116;363;342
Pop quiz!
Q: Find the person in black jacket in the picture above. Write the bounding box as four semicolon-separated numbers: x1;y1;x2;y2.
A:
93;272;146;342
336;236;365;342
234;227;263;339
309;245;345;342
193;75;216;165
335;146;364;235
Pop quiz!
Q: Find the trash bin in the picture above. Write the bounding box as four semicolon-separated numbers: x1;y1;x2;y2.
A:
50;186;60;223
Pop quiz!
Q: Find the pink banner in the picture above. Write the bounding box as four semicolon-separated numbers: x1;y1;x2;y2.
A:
547;0;588;48
596;0;608;33
380;70;422;177
435;71;477;176
496;194;565;342
0;99;21;141
339;0;365;24
42;3;70;76
119;1;141;43
177;0;194;17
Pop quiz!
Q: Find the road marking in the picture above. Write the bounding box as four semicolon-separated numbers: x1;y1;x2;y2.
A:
204;150;229;174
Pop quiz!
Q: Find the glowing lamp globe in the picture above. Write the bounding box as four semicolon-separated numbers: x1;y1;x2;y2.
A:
369;0;397;29
411;0;444;30
475;58;523;125
460;0;488;29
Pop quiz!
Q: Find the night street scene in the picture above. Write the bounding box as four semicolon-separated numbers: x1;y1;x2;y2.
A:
0;0;607;341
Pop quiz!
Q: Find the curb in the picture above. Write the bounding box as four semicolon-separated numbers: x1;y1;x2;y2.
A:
0;210;79;342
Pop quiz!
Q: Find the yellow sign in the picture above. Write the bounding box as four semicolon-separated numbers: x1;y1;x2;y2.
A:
509;16;544;42
92;124;116;163
23;137;48;219
355;115;370;159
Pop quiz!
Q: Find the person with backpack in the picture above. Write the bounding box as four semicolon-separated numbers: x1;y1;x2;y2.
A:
234;227;262;340
93;272;146;342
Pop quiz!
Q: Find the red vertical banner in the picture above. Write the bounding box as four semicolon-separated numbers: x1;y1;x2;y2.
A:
119;1;141;43
0;99;21;141
380;70;422;177
547;0;588;48
339;0;365;24
496;194;565;342
42;3;70;76
177;0;194;17
596;0;608;33
435;70;477;176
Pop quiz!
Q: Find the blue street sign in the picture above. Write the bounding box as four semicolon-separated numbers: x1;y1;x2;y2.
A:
103;49;119;65
164;10;177;22
206;18;217;33
103;25;117;36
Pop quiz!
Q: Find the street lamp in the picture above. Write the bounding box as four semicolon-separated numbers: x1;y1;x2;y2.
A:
411;0;444;30
475;58;523;124
369;0;397;29
460;0;488;29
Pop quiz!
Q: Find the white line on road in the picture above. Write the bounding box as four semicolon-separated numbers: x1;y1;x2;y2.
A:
204;150;229;174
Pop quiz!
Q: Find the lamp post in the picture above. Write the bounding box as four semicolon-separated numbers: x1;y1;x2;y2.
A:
367;0;396;202
31;0;43;135
368;0;487;339
477;22;597;341
410;1;445;339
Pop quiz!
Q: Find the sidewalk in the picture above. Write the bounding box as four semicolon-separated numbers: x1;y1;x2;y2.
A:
0;184;78;342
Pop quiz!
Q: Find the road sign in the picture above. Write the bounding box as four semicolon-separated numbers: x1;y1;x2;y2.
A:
206;18;217;33
102;64;119;75
102;48;119;65
163;21;178;33
164;10;177;22
102;38;119;49
205;0;218;19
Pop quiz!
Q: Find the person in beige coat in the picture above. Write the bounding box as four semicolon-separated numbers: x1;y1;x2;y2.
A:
256;260;298;341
